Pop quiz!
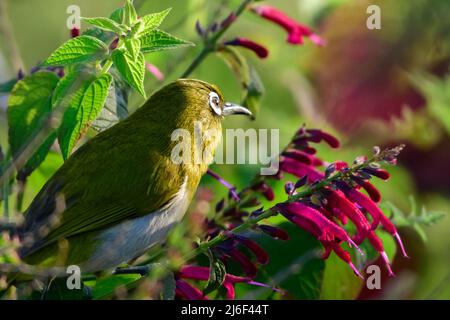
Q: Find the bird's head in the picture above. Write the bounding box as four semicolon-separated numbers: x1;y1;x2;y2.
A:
141;79;252;129
133;79;252;168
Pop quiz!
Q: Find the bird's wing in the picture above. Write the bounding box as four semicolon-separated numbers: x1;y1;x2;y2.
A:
20;122;187;257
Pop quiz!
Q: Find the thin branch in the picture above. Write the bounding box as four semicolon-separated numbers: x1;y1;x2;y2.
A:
0;0;25;72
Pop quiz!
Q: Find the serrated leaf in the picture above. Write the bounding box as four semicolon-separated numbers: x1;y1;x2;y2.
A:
123;0;137;26
0;78;18;95
56;72;112;159
7;72;60;176
44;35;108;66
141;8;171;31
112;49;146;97
139;29;193;53
82;17;126;34
203;250;227;296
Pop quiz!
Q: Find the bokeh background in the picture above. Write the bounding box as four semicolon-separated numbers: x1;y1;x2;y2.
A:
0;0;449;299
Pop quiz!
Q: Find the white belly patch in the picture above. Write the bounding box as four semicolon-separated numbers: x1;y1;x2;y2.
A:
82;177;189;272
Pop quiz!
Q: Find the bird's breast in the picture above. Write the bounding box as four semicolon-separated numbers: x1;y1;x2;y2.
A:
81;177;190;272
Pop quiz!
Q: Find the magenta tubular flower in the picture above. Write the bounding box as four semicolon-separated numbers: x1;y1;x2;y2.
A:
277;202;361;253
225;38;269;59
362;167;391;180
282;150;323;166
251;5;325;46
229;248;257;278
175;280;208;300
325;189;371;236
145;63;164;81
252;182;274;201
305;129;340;148
280;157;324;182
235;236;269;265
345;188;408;258
366;231;395;276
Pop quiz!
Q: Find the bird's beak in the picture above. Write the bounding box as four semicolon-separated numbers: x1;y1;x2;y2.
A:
222;102;253;117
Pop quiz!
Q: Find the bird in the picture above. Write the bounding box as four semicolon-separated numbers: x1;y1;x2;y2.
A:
14;79;252;273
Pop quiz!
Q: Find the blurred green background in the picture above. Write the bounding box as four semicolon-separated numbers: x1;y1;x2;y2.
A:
0;0;449;299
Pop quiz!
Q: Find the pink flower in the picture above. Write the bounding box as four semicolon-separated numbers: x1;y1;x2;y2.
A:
251;5;325;46
325;189;371;236
145;62;164;81
175;280;208;300
279;157;324;182
277;202;364;278
345;188;408;258
225;38;269;59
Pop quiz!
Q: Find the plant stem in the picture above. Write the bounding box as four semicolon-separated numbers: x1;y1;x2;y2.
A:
101;60;113;74
180;0;253;78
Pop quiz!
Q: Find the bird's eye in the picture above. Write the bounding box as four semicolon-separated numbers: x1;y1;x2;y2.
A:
208;92;222;116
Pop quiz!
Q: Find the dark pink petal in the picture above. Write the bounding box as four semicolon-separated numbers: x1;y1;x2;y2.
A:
277;202;359;253
325;189;371;235
175;280;208;300
229;249;257;278
362;168;391;180
360;181;381;203
345;188;395;233
306;129;340;148
333;161;349;171
280;158;324;182
71;27;80;38
226;38;269;59
251;5;324;46
236;237;269;265
179;265;209;281
366;231;395;276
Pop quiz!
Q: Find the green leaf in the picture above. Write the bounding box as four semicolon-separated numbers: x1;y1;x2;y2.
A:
123;0;137;26
0;78;18;95
38;278;91;300
56;72;112;159
141;8;171;31
110;8;123;23
86;274;141;300
82;17;127;35
139;29;193;53
203;250;227;296
124;38;141;61
112;49;146;97
44;35;108;66
91;68;130;132
242;65;264;119
320;252;363;300
7;71;60;176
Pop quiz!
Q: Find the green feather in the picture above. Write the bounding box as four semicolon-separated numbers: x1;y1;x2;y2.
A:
20;79;223;267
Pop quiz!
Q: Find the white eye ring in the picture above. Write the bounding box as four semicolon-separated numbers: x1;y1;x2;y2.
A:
208;92;222;115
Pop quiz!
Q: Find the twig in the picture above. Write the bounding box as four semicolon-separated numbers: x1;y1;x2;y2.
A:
180;0;253;78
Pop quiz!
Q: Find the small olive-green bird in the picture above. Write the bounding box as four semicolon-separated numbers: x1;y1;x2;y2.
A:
16;79;251;272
